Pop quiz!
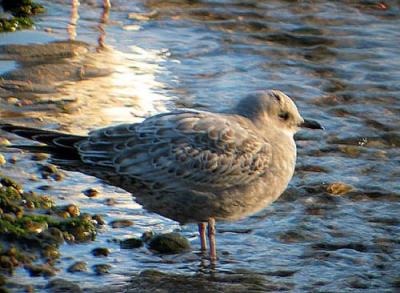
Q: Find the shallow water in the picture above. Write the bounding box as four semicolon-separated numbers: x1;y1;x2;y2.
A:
0;0;399;291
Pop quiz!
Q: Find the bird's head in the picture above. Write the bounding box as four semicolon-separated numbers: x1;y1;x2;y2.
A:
236;90;323;135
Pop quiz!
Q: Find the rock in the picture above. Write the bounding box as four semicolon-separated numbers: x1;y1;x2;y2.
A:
46;278;82;293
104;198;117;206
24;219;48;233
120;238;143;249
93;264;111;275
42;245;60;260
92;247;110;257
338;145;361;157
141;231;155;242
347;277;369;289
58;211;71;219
123;269;280;293
59;217;96;242
66;204;80;217
83;188;99;197
128;10;159;21
25;264;55;277
39;164;59;175
110;219;133;228
0;138;10;146
0;154;6;165
39;164;63;180
37;185;52;191
0;176;22;192
31;153;48;161
53;173;64;181
92;214;105;225
326;182;354;196
67;261;87;273
44;227;65;245
148;232;190;254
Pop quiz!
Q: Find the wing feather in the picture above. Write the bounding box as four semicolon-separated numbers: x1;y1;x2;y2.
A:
77;111;272;192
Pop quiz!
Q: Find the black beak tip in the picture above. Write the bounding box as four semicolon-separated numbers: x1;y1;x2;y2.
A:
301;119;324;130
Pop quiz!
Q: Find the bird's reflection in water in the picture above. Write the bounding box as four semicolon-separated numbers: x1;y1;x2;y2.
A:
67;0;79;40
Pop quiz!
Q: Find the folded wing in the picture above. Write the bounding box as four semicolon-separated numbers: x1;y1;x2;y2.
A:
77;111;272;192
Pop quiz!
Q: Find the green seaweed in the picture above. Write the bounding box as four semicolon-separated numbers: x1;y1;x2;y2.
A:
2;0;45;17
0;0;45;32
0;174;97;280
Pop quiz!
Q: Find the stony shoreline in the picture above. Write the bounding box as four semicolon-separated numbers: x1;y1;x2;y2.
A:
0;174;99;291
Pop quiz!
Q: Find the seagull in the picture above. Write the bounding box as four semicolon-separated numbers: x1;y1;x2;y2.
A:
0;90;322;260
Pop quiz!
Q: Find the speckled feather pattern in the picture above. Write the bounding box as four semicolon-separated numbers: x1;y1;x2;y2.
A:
78;111;271;193
1;90;303;223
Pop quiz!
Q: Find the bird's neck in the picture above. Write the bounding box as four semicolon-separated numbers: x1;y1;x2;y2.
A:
267;125;297;194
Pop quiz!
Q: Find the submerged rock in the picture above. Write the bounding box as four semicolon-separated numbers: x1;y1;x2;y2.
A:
92;247;110;257
31;153;48;161
92;214;106;225
120;237;144;249
326;182;354;196
93;264;111;275
0;154;6;166
0;174;97;279
25;264;55;277
67;261;87;273
110;219;134;228
117;269;288;293
83;188;99;198
148;232;190;254
46;278;82;293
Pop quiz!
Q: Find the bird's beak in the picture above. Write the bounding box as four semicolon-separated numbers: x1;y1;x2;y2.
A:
300;119;324;130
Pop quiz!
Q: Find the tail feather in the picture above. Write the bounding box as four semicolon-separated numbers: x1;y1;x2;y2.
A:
0;124;85;148
1;124;117;181
0;123;86;160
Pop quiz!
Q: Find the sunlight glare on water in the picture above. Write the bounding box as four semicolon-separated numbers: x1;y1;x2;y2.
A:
0;0;399;291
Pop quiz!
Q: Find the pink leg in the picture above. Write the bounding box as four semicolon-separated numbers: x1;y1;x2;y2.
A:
198;222;207;251
208;218;217;261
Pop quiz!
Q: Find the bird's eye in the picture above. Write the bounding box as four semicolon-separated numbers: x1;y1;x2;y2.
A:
273;92;281;102
278;111;289;120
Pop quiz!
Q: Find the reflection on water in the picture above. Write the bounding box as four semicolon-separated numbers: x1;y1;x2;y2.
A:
0;0;174;132
67;0;79;40
0;0;399;292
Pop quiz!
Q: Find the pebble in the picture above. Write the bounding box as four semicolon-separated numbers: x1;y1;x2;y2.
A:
46;278;82;293
326;182;354;196
92;247;110;257
0;138;10;146
93;264;111;275
66;204;80;217
0;154;6;165
46;227;65;245
141;230;155;242
110;219;134;228
83;188;99;197
123;25;141;31
128;10;158;21
92;214;106;225
31;153;49;161
42;245;61;260
104;198;117;206
148;232;190;254
25;264;55;277
9;156;17;164
120;238;144;249
67;261;87;273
